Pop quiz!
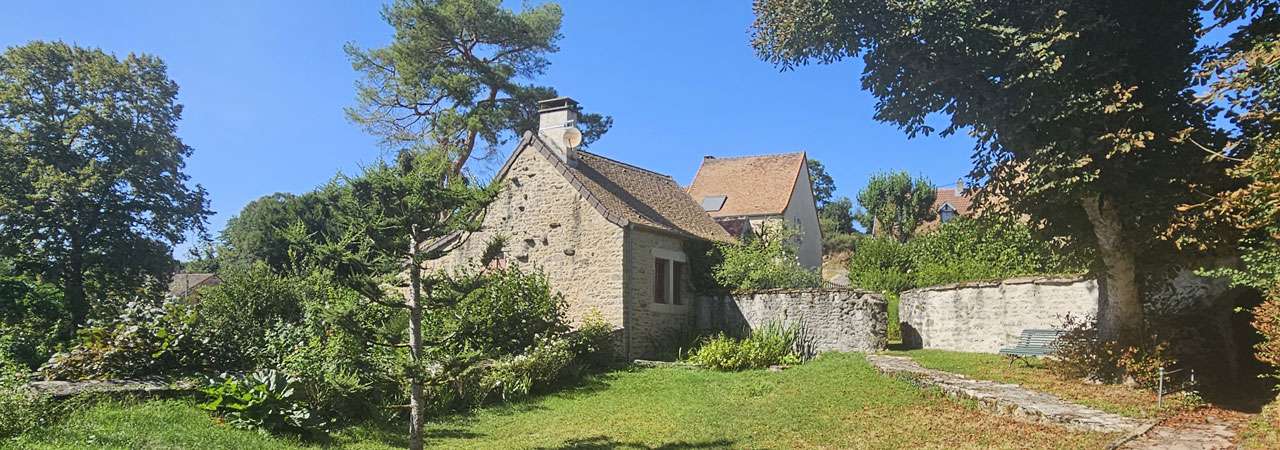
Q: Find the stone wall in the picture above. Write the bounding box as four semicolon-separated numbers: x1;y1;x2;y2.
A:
624;228;698;359
697;289;887;353
428;144;627;329
898;276;1098;353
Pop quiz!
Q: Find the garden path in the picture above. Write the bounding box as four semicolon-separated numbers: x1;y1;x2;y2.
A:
866;354;1143;433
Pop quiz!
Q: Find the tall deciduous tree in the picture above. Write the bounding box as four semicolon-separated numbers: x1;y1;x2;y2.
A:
347;0;612;176
807;158;836;208
0;42;209;326
1193;0;1280;372
220;189;343;272
854;171;936;242
313;149;493;450
752;0;1224;341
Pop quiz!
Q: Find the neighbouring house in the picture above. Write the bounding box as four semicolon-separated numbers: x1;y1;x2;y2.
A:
429;97;734;359
167;272;220;298
685;152;823;269
917;180;975;232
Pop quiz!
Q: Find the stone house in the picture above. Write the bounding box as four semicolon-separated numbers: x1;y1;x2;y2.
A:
167;272;221;298
685;153;824;269
430;97;734;359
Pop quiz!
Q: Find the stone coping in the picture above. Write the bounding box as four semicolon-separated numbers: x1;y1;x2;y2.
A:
902;274;1092;294
710;287;882;296
27;379;197;398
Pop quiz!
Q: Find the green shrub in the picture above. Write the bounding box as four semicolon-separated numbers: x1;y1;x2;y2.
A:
823;232;862;255
199;369;323;433
885;292;901;343
568;311;617;369
846;237;914;293
191;263;306;369
689;322;802;371
908;216;1089;287
0;355;53;439
712;226;821;291
0;274;71;370
40;297;206;380
847;216;1089;292
427;266;570;357
482;337;576;401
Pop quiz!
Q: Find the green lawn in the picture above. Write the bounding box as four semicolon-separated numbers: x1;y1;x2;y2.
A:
887;349;1196;419
9;353;1116;449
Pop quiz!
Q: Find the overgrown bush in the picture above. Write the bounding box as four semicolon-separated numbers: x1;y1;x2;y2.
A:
482;337;576;401
885;293;901;343
1252;288;1280;382
688;322;802;371
712;226;821;291
199;369;323;433
908;216;1090;287
568;311;617;370
40;297;206;380
823;232;862;255
847;237;914;293
0;274;71;369
0;355;53;439
426;266;569;357
191;263;307;369
1048;315;1189;390
847;216;1089;292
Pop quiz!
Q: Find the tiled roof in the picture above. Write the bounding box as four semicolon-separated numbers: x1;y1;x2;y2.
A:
509;133;735;243
931;185;974;215
167;273;219;297
685;152;806;218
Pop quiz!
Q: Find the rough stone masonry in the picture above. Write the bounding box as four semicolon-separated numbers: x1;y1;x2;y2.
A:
697;289;888;353
898;276;1099;353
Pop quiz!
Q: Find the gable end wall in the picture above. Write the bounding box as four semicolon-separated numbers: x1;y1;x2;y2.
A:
429;147;627;330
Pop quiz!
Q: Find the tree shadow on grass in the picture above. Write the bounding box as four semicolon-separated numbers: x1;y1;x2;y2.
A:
534;435;737;450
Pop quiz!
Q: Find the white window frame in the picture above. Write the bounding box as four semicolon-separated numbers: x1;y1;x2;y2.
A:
651;249;687;306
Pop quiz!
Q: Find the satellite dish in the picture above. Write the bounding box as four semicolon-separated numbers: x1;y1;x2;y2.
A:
561;127;583;149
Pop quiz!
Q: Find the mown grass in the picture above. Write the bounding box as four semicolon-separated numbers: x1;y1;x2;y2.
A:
888;349;1198;419
9;353;1114;449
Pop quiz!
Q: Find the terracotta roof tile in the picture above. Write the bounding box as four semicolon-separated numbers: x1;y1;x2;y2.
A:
685;153;806;218
167;273;219;297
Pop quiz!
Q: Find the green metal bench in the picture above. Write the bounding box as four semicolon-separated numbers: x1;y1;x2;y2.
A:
998;329;1063;365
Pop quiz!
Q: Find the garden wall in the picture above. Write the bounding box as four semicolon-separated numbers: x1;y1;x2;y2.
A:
898;276;1098;353
697;289;887;353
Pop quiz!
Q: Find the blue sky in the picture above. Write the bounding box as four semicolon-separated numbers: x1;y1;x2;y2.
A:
1;1;976;257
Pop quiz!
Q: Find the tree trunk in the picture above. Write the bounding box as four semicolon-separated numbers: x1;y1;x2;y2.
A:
65;233;88;328
449;87;500;176
1081;193;1144;342
406;230;425;450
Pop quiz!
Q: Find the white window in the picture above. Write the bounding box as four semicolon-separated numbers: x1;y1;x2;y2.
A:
939;204;957;223
651;249;687;305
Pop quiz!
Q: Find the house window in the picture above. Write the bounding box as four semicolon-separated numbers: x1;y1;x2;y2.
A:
653;258;687;305
654;258;669;304
939;204;957;223
651;249;688;306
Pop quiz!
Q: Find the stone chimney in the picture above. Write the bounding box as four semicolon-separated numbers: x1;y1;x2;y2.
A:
955;178;966;195
537;97;579;163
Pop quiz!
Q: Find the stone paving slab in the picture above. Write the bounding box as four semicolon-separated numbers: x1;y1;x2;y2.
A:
1116;415;1241;450
866;354;1146;434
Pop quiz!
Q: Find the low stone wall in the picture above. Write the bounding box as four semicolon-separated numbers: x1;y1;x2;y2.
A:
898;276;1098;353
697;289;887;353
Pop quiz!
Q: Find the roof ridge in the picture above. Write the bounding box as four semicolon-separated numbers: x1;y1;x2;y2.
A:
577;150;675;181
702;151;805;162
